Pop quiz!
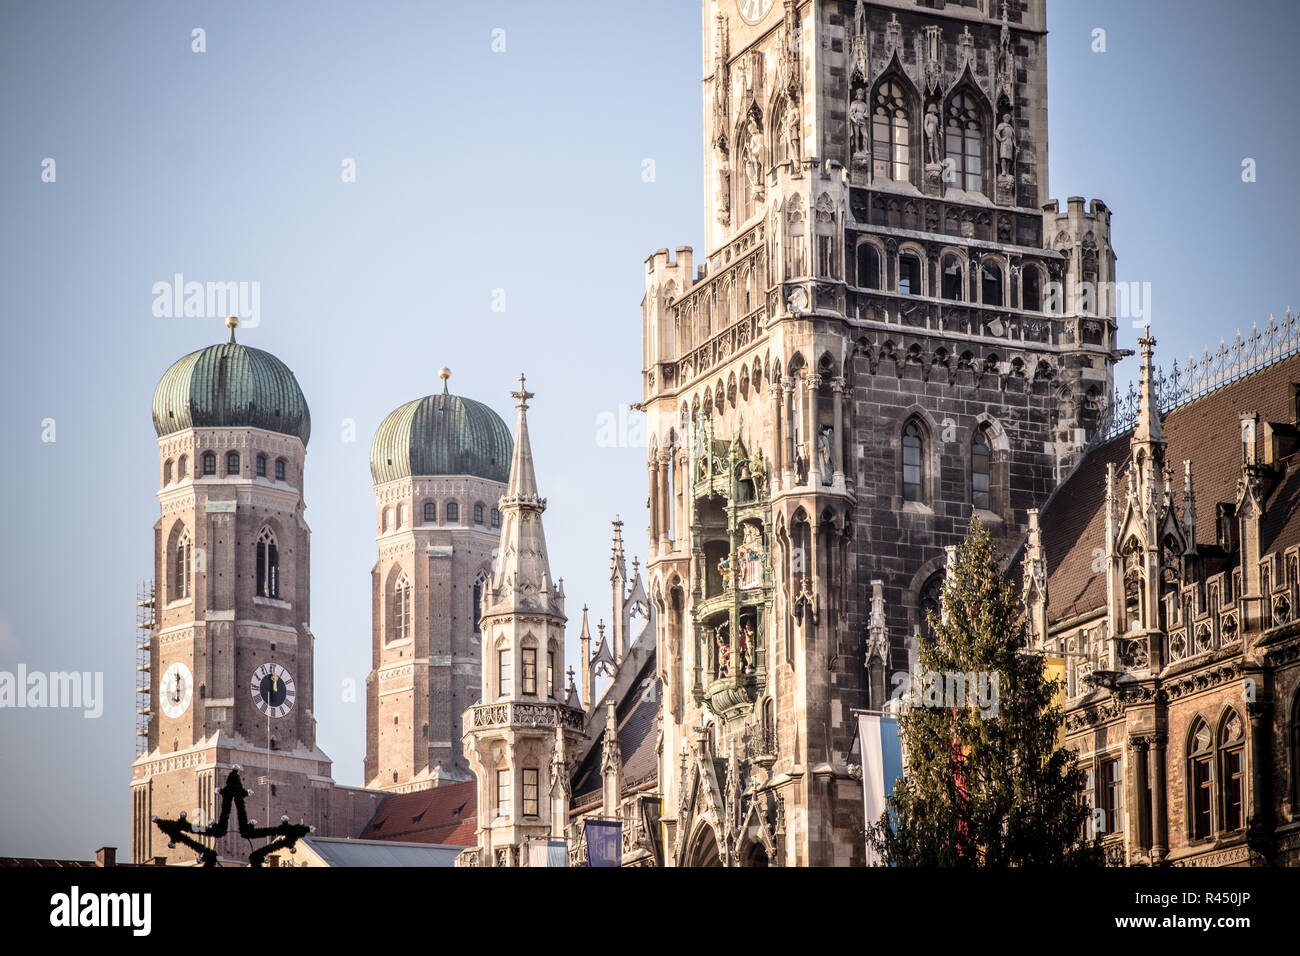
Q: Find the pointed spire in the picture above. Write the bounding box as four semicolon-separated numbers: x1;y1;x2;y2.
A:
487;373;556;616
505;373;539;500
225;315;239;343
1133;326;1167;446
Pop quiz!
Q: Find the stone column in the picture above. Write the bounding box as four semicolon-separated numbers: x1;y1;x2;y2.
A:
830;375;846;486
782;378;796;488
648;455;661;547
771;375;784;493
1127;735;1149;862
1149;733;1168;861
1246;695;1274;861
658;452;672;550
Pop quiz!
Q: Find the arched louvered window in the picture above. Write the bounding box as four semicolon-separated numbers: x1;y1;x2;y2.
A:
423;501;436;523
202;452;216;476
446;501;460;523
172;528;192;601
390;572;411;642
256;455;267;477
256;528;279;599
226;452;240;476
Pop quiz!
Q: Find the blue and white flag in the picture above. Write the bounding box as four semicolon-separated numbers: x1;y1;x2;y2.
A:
857;713;904;866
528;839;568;867
585;819;622;868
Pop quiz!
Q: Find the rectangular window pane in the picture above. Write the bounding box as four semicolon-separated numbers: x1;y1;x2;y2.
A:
499;650;511;696
523;769;539;817
522;649;537;696
496;769;510;816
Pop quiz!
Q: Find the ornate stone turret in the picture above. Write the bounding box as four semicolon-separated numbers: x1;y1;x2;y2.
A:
462;375;584;867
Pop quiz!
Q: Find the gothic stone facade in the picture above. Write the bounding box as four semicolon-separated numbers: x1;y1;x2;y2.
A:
1027;332;1300;867
642;0;1117;866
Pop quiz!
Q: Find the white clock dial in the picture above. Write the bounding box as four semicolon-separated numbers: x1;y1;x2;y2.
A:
737;0;774;23
161;662;193;719
250;662;297;718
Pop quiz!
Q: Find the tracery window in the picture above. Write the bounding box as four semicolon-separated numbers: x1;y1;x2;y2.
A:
172;528;192;601
1219;712;1245;832
1189;721;1214;839
255;527;279;599
390;571;411;642
919;573;943;643
872;81;910;182
945;92;983;192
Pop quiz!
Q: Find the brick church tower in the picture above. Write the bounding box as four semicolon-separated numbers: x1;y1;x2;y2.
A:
642;0;1118;866
131;318;381;863
365;368;513;789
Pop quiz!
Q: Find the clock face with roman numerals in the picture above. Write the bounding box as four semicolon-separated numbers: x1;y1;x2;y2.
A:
737;0;773;23
250;662;296;718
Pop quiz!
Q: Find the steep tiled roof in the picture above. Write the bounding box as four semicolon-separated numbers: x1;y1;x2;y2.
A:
1040;353;1300;622
571;651;661;806
360;780;478;847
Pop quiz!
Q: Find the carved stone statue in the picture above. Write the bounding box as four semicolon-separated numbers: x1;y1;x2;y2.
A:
848;88;869;158
739;622;755;673
924;102;942;167
996;114;1015;177
817;425;834;484
715;153;731;226
741;120;765;199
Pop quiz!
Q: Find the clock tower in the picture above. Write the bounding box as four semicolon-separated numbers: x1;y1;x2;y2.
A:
645;0;1118;865
131;318;380;863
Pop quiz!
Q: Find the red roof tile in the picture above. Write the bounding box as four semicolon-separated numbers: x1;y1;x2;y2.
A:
360;780;478;847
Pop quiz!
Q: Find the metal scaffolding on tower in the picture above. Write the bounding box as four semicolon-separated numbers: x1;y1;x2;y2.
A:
136;579;155;755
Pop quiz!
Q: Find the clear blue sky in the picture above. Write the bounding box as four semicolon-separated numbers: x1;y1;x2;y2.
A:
0;0;1296;858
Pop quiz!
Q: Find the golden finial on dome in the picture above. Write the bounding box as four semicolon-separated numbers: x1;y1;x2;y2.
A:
439;366;451;394
226;315;239;343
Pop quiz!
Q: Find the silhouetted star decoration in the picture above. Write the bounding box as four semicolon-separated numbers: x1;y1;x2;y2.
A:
153;767;312;867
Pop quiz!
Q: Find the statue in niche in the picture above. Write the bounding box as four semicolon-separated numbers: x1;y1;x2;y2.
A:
848;88;870;158
996;114;1015;177
924;103;942;167
817;425;834;484
735;524;764;590
741;120;765;201
716;625;731;678
718;553;735;591
716;153;731;226
739;621;756;674
785;103;801;165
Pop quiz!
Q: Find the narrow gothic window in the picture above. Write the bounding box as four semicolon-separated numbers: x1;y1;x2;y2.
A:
942;255;964;300
446;501;459;523
919;573;943;643
256;528;279;599
547;650;555;696
424;501;436;523
202;452;216;475
1189;721;1213;839
173;529;192;601
1102;756;1125;835
522;768;539;818
981;262;1004;306
857;243;880;289
495;768;511;817
898;253;921;296
521;648;537;696
902;421;923;502
178;455;188;479
946;93;983;193
1219;713;1245;831
872;81;910;182
226;452;239;476
491;508;501;528
163;460;174;484
474;503;484;525
472;575;485;632
275;458;286;482
256;455;266;477
972;430;991;511
391;572;411;642
1080;763;1097;839
1023;265;1043;311
498;649;511;697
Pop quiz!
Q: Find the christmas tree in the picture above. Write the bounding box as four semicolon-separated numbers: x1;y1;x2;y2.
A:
867;518;1099;866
